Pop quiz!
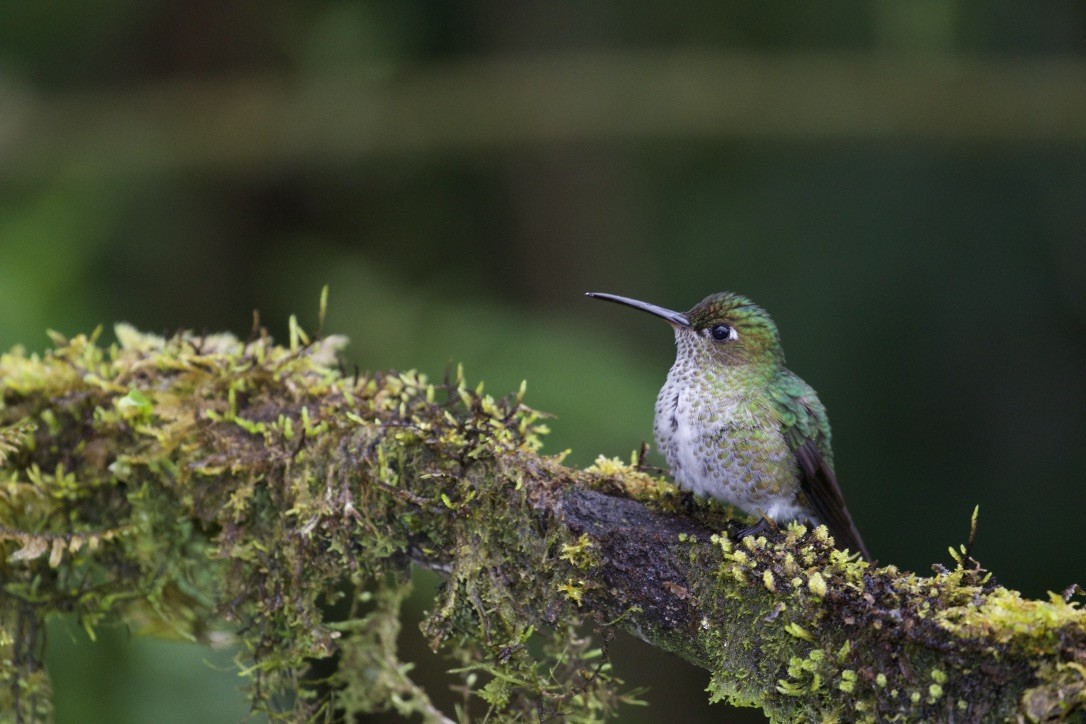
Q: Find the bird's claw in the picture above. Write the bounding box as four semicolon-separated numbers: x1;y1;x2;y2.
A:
735;516;777;542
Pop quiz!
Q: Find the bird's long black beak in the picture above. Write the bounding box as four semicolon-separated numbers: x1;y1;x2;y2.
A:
585;292;690;328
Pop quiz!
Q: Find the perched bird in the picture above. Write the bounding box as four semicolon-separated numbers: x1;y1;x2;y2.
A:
587;291;871;562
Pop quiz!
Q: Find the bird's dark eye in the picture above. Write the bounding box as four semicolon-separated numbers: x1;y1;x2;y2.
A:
710;324;733;341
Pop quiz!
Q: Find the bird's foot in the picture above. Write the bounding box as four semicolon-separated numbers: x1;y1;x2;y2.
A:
735;516;778;542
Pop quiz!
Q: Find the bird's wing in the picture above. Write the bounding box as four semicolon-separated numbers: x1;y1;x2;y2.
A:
771;372;872;562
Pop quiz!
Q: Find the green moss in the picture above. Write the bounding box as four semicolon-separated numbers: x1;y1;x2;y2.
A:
559;534;600;570
684;503;1086;721
1;323;643;721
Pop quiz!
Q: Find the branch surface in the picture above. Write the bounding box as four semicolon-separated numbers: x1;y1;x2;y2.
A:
0;325;1083;722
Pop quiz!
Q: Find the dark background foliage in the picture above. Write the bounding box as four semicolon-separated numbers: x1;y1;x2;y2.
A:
1;2;1084;721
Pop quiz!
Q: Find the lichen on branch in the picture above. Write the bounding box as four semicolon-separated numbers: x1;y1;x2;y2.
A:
0;322;1083;722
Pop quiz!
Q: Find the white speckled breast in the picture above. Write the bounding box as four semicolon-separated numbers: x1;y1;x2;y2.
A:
653;354;807;520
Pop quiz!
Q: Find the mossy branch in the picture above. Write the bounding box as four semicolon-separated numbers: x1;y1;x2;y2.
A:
1;324;1083;722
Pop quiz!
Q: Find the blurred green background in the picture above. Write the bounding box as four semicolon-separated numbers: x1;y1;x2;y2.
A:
3;2;1085;722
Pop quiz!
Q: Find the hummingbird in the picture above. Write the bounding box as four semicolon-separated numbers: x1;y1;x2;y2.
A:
586;291;871;562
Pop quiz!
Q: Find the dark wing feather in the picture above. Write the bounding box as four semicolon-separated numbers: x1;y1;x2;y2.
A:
793;439;872;562
772;371;872;562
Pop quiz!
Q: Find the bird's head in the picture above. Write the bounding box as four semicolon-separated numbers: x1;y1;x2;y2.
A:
586;291;784;369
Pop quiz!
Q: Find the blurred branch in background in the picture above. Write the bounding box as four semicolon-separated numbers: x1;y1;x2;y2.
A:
2;51;1086;179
